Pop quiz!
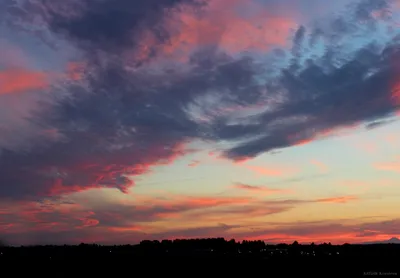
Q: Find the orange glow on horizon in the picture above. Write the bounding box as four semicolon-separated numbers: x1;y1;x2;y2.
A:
242;232;399;244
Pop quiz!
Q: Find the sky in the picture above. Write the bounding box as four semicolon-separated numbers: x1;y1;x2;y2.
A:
0;0;400;246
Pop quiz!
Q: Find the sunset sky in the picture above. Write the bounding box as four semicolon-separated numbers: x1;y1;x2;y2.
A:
1;0;400;246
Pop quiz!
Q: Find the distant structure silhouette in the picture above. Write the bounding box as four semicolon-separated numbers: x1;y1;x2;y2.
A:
0;237;399;276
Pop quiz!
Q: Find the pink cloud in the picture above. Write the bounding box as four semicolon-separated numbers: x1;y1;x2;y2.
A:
232;183;293;195
391;80;400;116
383;134;400;146
243;164;299;177
0;68;50;95
0;61;85;97
132;0;297;64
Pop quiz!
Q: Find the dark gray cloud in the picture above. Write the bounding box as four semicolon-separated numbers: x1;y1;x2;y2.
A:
210;4;400;160
220;47;399;159
0;50;265;199
4;0;203;50
365;118;397;129
0;0;400;201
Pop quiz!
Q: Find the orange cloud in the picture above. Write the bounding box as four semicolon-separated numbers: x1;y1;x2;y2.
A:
374;157;400;173
178;196;250;207
188;160;200;167
316;196;358;204
0;68;50;95
108;226;143;233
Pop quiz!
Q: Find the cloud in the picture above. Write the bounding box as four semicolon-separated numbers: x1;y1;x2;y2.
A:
5;0;201;51
353;140;379;154
141;217;400;243
315;196;358;204
188;160;200;167
374;156;400;172
0;68;50;95
383;133;400;146
0;140;194;199
0;191;364;245
134;0;297;62
365;118;397;129
310;160;329;173
231;217;400;244
232;183;293;195
5;213;397;245
0;39;32;68
207;1;400;160
0;194;251;244
1;0;400;202
242;165;299;177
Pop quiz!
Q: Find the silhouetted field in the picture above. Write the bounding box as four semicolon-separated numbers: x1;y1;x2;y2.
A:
0;238;399;277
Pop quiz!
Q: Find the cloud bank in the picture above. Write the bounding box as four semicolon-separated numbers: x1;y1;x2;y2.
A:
0;0;399;202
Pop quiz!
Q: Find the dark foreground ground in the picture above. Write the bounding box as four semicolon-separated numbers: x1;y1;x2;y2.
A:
1;239;399;277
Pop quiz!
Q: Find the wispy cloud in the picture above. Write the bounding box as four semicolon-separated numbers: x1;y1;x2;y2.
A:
243;165;299;177
0;0;400;245
232;183;293;195
374;156;400;172
0;191;363;245
188;160;200;167
0;0;398;201
310;160;329;173
315;196;358;204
